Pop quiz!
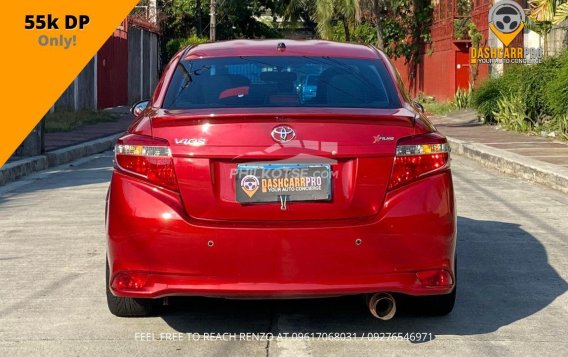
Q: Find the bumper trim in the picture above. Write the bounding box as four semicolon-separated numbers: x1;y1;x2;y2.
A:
110;271;455;299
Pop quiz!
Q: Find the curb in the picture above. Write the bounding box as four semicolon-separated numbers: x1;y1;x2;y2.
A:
0;133;122;186
447;137;568;194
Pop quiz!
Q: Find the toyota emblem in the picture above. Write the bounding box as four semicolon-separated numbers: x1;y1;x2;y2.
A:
271;126;296;143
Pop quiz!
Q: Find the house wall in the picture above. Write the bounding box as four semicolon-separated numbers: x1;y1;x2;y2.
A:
392;0;493;101
53;58;97;111
526;21;568;57
97;22;129;109
548;22;568;56
127;26;160;103
53;19;160;111
422;17;458;100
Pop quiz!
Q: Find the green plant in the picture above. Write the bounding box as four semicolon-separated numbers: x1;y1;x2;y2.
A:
536;113;568;140
416;92;436;104
493;95;532;132
472;77;502;122
456;0;473;17
472;53;561;123
468;21;482;86
548;115;568;139
515;56;560;122
453;18;472;40
315;0;361;41
544;55;568;116
554;2;568;24
421;101;455;116
454;87;471;109
351;22;378;44
526;0;568;57
328;21;377;43
473;49;568;138
165;36;208;60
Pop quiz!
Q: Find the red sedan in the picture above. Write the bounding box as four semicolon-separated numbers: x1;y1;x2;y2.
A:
106;40;456;319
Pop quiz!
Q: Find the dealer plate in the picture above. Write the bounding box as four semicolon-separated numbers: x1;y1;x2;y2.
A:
236;163;332;203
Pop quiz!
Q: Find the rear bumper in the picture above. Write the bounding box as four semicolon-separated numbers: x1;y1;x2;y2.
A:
107;170;456;299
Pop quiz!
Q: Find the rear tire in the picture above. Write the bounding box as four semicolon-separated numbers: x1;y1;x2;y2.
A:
106;259;155;317
421;257;457;316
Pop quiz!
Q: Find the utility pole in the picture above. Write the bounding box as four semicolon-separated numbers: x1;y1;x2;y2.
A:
148;0;157;24
210;0;216;42
196;0;202;37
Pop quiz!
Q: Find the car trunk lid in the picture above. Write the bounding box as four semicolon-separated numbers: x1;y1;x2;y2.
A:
150;108;415;222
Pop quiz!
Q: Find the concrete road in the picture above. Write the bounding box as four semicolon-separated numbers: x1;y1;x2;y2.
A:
0;152;567;356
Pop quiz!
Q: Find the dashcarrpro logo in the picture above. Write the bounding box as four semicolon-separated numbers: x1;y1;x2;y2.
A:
240;175;260;198
470;0;542;65
489;0;525;47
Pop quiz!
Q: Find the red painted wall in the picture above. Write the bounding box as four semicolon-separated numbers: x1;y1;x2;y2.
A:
392;0;492;100
97;20;129;109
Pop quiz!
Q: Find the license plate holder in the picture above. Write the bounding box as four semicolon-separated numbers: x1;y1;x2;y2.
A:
236;163;332;203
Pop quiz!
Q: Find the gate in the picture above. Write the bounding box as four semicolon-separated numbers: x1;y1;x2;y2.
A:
97;21;128;109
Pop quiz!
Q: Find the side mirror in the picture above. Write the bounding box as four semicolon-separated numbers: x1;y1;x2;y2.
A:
414;102;425;114
131;100;149;117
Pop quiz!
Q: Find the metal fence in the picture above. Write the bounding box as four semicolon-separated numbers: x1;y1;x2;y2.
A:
52;23;160;112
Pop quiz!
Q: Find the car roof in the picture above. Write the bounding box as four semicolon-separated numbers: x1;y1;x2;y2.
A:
183;39;381;60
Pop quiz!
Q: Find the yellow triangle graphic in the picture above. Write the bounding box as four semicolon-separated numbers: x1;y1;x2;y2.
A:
490;23;524;47
244;186;258;198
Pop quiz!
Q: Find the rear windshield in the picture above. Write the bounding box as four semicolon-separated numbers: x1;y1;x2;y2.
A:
306;75;318;86
163;56;401;109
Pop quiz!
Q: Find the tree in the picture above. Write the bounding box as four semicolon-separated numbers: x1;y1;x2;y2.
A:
527;0;568;57
282;0;433;86
281;0;317;30
159;0;283;60
371;0;386;49
212;0;281;39
315;0;361;41
282;0;360;41
553;2;568;24
358;0;400;50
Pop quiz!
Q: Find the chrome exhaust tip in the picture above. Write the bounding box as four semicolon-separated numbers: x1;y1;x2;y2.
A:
367;293;396;320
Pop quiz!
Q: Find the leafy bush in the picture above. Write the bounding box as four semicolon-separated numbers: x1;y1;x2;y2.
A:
539;114;568;140
472;77;502;122
544;54;568;116
351;22;378;44
493;95;531;132
165;36;208;60
328;22;377;44
472;52;564;126
454;18;472;40
515;57;560;121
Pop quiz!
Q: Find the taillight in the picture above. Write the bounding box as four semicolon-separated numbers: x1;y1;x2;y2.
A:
388;133;450;190
114;134;179;191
